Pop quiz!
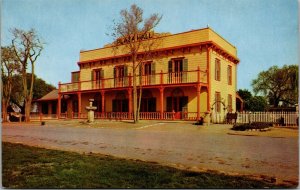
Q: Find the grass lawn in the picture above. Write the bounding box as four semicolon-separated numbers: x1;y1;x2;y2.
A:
2;142;290;189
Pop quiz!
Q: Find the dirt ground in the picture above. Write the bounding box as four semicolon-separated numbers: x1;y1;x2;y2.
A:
2;120;299;185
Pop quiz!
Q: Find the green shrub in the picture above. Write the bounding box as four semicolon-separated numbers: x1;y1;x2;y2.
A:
231;122;273;131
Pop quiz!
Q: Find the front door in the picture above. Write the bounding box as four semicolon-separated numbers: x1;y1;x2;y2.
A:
166;96;188;119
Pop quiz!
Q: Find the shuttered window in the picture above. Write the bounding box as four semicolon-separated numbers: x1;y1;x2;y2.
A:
72;72;80;82
215;58;221;81
167;58;187;83
227;65;232;85
215;92;221;113
114;65;128;87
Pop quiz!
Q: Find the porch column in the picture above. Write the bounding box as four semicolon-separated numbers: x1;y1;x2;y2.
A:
58;81;61;119
160;88;164;119
77;92;81;118
128;89;132;119
197;85;201;121
58;94;61;119
207;47;211;111
101;90;105;117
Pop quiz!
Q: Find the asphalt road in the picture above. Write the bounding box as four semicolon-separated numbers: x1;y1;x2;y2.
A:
2;121;299;183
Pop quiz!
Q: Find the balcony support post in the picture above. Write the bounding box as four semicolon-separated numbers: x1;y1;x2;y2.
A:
128;89;132;119
58;81;61;119
101;90;105;118
77;92;81;118
197;66;200;83
207;47;211;111
58;94;61;119
160;87;164;119
197;85;201;121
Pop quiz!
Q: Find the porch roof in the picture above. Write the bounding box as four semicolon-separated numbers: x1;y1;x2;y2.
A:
38;89;58;101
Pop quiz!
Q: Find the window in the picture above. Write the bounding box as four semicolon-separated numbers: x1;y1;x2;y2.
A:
168;58;188;83
72;72;80;82
72;100;78;113
215;92;221;113
227;65;232;85
112;92;128;112
93;93;102;112
114;65;128;87
215;58;221;81
228;94;232;112
143;62;152;75
141;98;156;112
140;62;155;85
92;69;104;89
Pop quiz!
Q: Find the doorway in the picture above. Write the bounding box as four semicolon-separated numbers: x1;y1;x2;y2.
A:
166;88;188;119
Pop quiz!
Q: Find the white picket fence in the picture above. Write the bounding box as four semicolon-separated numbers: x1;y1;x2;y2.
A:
211;111;298;126
211;113;225;124
236;112;298;126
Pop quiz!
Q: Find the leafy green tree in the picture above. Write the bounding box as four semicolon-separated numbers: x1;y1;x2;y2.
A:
237;89;252;101
237;89;268;111
247;96;268;112
1;46;19;122
252;65;298;107
10;74;55;114
33;77;55;100
110;4;162;123
11;28;44;121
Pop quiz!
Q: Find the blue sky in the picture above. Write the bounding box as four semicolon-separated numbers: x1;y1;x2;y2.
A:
2;0;298;92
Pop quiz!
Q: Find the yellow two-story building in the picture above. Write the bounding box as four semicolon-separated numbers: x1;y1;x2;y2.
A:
39;27;239;122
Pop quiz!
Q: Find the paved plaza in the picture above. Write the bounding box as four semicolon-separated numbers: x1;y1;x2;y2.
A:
2;120;299;184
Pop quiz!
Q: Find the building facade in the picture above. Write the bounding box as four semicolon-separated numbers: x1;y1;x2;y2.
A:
52;27;239;121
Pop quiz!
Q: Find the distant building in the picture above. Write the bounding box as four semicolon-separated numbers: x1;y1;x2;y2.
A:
38;27;239;121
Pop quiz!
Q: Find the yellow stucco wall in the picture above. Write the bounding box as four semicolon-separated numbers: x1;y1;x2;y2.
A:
209;49;237;114
78;46;209;91
79;27;237;62
63;27;239;120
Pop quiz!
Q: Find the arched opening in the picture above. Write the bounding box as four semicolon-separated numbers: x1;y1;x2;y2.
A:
140;89;156;112
93;93;102;112
72;95;78;113
112;91;128;112
166;88;188;119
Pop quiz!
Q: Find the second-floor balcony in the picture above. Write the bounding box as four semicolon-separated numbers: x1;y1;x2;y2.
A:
60;69;207;93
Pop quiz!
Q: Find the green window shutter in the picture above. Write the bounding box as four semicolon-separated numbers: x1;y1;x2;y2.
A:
151;62;156;84
168;60;172;83
100;69;104;79
183;59;188;82
113;67;117;87
124;65;128;76
100;69;104;89
168;60;172;73
124;65;128;86
91;70;94;89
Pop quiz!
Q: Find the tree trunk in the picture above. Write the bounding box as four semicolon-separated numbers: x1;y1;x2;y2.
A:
137;74;143;122
2;99;8;122
24;98;32;122
132;57;138;123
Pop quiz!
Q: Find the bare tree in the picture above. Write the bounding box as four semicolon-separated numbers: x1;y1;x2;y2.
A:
110;4;162;123
1;46;19;122
11;28;43;122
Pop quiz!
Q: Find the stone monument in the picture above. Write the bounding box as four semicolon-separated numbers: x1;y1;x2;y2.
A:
86;99;97;122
